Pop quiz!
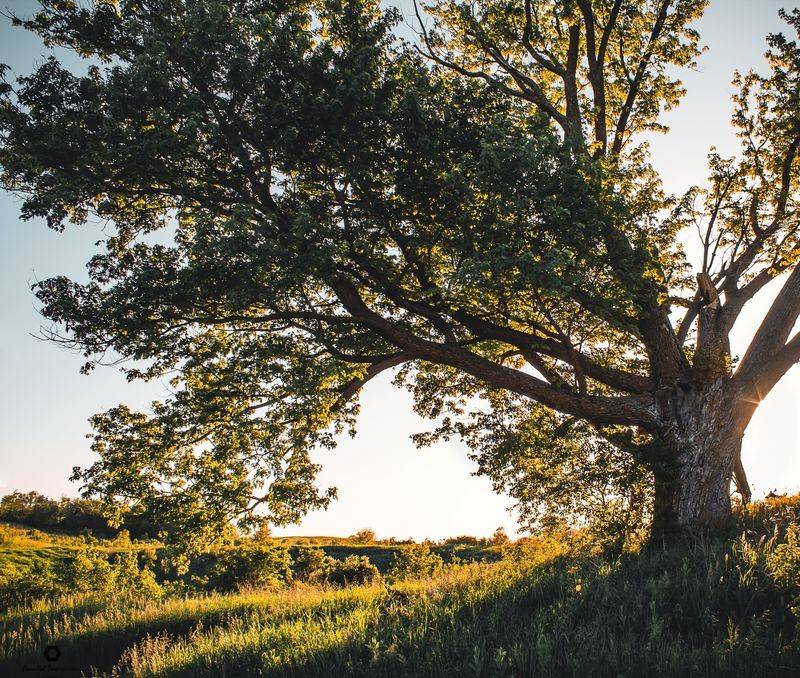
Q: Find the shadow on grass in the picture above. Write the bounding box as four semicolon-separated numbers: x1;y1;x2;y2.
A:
3;535;800;677
128;545;800;677
0;591;370;677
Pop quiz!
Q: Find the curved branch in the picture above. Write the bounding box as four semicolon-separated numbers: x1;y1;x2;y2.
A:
450;309;654;393
610;0;672;156
331;278;656;427
735;265;800;393
333;352;415;411
736;327;800;405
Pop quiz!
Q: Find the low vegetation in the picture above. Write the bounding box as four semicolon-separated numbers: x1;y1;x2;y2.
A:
0;491;161;539
0;515;500;612
1;495;799;676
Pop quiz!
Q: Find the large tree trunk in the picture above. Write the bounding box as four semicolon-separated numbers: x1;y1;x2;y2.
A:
649;380;753;540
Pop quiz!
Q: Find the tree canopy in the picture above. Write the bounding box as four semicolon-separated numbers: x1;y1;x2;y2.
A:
1;0;798;547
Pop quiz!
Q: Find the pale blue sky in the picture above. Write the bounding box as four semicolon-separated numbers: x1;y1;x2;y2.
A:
1;1;798;540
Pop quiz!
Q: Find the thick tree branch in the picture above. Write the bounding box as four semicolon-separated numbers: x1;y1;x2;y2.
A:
695;271;723;359
576;0;623;153
733;453;752;504
735;264;800;385
736;329;800;408
331;278;655;426
333;352;414;411
449;308;654;393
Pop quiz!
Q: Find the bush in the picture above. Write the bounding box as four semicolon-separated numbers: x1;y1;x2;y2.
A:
113;550;163;598
0;561;58;609
290;546;330;583
0;541;163;609
325;555;379;587
767;524;800;591
206;543;292;591
59;544;116;594
388;543;444;581
349;528;376;544
253;525;273;543
491;527;510;545
58;543;162;599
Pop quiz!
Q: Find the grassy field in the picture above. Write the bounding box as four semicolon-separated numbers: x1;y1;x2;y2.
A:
0;522;157;576
1;498;799;677
0;523;500;576
294;543;500;572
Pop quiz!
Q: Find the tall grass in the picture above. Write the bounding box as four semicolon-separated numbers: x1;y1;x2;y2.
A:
1;500;799;677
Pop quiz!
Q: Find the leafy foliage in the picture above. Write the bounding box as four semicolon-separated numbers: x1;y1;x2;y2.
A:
349;528;377;544
0;530;162;610
325;554;380;586
289;545;330;582
0;557;59;610
202;542;293;591
1;1;799;543
387;542;445;581
60;544;163;598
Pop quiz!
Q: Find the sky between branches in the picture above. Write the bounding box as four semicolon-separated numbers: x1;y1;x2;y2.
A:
0;0;797;540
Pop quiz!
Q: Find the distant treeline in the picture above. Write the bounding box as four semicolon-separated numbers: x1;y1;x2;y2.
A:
0;491;160;540
0;492;512;547
279;527;510;548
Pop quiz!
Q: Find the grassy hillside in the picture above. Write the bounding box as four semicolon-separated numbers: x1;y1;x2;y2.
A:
0;522;156;571
1;496;799;677
0;523;500;576
290;543;500;572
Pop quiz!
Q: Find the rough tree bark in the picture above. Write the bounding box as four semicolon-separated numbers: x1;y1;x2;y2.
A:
648;375;757;539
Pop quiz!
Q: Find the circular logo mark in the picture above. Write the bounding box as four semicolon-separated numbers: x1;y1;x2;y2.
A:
43;645;61;662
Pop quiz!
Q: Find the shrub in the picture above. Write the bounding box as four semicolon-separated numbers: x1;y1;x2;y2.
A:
349;528;376;544
58;543;162;599
113;551;163;598
59;544;116;594
325;555;379;587
491;527;510;545
388;543;444;581
503;527;588;569
766;524;800;592
253;525;273;543
290;546;330;582
206;543;292;591
0;561;58;609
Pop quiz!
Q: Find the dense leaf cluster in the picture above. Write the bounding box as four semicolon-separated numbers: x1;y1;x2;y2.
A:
1;1;798;544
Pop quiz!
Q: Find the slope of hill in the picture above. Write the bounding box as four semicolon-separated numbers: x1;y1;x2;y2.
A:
0;522;500;577
1;496;799;677
0;522;157;569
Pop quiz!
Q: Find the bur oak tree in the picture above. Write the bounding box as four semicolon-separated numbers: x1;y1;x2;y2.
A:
1;0;798;545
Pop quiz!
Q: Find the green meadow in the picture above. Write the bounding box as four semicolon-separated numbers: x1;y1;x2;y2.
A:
1;496;800;677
